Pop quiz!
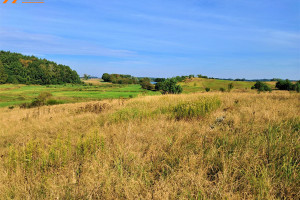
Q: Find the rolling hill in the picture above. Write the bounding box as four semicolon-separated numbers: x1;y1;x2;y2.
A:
180;78;274;93
0;51;81;85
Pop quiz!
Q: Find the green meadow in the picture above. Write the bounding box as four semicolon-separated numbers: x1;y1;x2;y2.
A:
0;78;277;108
180;78;270;93
0;83;159;108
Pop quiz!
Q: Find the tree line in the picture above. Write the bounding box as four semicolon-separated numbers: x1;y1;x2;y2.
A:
101;73;183;94
0;51;81;85
101;73;139;84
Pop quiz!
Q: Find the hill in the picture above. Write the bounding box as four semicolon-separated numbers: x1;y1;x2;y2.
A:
0;51;81;85
0;91;298;199
180;78;275;93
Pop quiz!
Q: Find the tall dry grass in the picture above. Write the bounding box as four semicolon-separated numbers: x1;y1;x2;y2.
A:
0;92;299;199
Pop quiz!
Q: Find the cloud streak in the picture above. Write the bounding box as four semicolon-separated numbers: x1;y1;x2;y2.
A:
0;0;299;79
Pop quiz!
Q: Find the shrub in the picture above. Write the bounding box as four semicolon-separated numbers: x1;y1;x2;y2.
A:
228;83;234;92
46;99;62;105
139;78;154;90
173;97;221;120
20;92;53;108
252;81;272;92
219;88;226;92
293;82;300;93
276;79;300;92
205;87;210;92
276;79;293;91
38;92;52;101
159;78;183;94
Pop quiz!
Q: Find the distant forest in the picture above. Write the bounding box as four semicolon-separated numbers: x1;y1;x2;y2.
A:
0;51;81;85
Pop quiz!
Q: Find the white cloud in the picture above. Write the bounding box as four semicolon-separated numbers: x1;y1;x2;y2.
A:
0;28;135;57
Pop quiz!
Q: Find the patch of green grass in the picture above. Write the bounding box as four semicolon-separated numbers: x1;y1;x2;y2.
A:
180;78;274;93
0;84;160;107
173;97;221;120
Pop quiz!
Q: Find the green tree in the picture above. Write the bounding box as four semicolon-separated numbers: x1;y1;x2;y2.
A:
160;78;183;94
139;78;154;90
83;74;91;80
0;61;8;84
101;73;110;82
0;51;81;85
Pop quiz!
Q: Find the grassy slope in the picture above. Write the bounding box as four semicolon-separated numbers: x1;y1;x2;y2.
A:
0;91;299;199
0;82;159;107
180;78;275;93
0;78;276;107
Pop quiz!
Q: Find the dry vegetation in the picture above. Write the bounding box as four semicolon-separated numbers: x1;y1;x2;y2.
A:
0;91;299;199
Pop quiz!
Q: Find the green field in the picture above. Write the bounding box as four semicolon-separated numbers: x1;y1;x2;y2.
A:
0;82;159;108
180;78;274;93
0;78;277;108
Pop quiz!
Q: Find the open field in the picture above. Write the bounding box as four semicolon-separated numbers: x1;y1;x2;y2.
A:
180;78;274;93
0;82;159;108
0;91;299;199
0;78;278;108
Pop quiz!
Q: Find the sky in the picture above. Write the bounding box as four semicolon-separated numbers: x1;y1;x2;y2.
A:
0;0;299;79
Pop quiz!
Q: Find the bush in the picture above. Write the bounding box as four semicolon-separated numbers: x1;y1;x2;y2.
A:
173;97;221;120
219;88;226;92
160;78;183;94
276;79;293;91
38;92;52;101
139;78;154;90
252;81;272;92
293;82;300;93
205;87;210;92
46;99;62;105
228;83;234;92
20;92;53;108
276;79;300;92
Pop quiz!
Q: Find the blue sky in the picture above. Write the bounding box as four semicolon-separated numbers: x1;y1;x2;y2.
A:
0;0;299;79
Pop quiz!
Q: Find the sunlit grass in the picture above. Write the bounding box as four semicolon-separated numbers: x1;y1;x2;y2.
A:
0;91;299;199
0;84;160;107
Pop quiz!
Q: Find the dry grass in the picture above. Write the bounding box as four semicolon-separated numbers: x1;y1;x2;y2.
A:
0;92;299;199
83;79;105;85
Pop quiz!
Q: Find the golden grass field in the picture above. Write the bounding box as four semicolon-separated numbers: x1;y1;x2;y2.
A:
0;91;299;199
